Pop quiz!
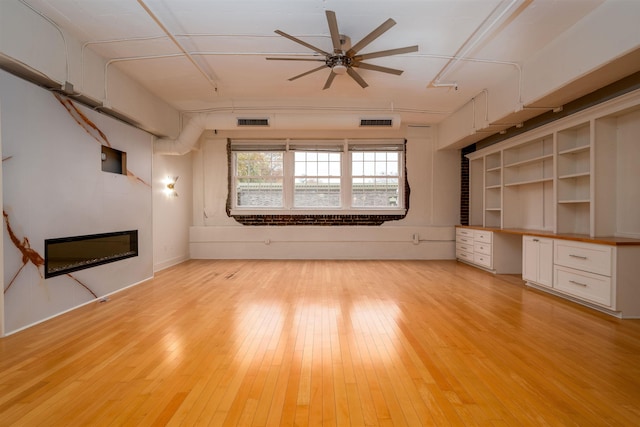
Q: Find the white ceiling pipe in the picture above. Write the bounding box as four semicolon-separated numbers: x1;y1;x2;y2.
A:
153;113;401;155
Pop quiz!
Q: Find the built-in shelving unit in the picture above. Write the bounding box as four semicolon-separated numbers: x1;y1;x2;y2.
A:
501;135;554;231
466;89;640;238
484;152;502;228
469;157;484;227
556;122;591;235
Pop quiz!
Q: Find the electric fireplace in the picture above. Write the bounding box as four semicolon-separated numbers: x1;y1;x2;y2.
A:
44;230;138;278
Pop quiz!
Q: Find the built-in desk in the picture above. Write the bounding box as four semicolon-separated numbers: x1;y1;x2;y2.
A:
456;226;640;318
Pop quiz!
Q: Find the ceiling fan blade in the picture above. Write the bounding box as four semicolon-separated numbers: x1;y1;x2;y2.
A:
347;68;369;89
325;11;342;53
288;65;327;81
352;62;404;76
275;30;330;56
266;57;325;62
353;45;419;61
347;18;396;57
323;71;337;90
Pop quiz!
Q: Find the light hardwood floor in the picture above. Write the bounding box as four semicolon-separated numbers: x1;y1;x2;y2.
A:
1;260;639;426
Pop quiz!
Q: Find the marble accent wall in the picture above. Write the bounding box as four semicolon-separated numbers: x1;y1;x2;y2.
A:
1;70;153;334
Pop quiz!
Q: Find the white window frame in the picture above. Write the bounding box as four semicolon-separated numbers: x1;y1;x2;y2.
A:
230;139;406;215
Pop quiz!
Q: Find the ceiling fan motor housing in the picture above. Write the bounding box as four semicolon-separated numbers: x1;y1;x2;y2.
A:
326;55;352;74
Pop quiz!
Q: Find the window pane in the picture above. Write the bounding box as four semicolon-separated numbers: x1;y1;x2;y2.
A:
236;178;283;207
387;161;399;176
295;161;306;176
236;152;283;177
329;161;341;176
294;179;341;207
364;161;375;175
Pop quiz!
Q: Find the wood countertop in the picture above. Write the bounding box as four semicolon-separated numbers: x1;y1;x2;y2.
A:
457;225;640;246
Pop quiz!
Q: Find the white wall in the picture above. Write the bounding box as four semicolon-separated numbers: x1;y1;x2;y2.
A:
153;152;193;271
1;70;154;334
0;97;4;336
522;1;640;104
437;1;640;149
190;126;460;260
0;0;180;138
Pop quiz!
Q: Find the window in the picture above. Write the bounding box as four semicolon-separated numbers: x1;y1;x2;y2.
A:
293;148;342;208
234;150;284;208
351;151;400;208
230;139;405;214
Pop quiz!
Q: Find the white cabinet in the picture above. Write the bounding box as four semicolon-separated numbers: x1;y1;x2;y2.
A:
554;266;612;308
522;236;553;288
554;240;612;276
553;240;614;308
528;238;640;318
456;228;522;274
455;227;475;264
456;228;493;271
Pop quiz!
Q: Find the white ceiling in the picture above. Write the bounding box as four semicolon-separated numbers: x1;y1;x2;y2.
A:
25;0;608;126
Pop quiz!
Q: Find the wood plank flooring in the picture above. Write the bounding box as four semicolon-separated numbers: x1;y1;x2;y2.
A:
1;259;640;426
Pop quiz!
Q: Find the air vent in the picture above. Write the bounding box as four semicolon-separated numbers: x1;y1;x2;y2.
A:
360;119;393;127
237;118;270;127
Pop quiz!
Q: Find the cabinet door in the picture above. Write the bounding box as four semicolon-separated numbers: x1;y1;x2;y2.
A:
522;236;538;283
522;236;553;288
537;238;553;287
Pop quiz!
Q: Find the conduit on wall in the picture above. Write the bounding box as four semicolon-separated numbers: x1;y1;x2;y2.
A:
153;113;402;155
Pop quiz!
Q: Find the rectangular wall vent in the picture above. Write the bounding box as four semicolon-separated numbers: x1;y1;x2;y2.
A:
360;119;393;127
237;118;270;127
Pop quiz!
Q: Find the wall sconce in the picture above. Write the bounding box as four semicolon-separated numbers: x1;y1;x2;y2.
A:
163;176;179;197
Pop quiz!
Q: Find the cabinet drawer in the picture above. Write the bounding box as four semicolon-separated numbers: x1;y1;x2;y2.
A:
456;250;474;262
554;241;613;276
456;228;474;238
554;266;612;307
474;242;492;256
456;236;474;245
474;253;492;269
474;230;493;243
457;242;474;253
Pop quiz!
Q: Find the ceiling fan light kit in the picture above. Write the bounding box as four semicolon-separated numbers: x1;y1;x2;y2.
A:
267;10;418;90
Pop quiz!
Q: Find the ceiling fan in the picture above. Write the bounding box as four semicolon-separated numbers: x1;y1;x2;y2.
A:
267;10;418;90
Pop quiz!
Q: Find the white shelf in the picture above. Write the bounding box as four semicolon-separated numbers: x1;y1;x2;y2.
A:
503;153;553;169
558;145;590;156
504;177;553;187
558;172;590;180
558;199;590;204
